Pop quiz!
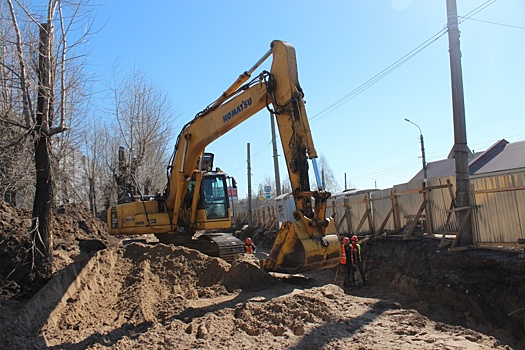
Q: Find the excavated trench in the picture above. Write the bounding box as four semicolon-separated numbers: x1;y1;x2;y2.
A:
361;237;525;345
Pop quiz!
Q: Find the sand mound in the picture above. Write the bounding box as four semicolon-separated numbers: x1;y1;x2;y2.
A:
0;200;117;300
33;243;280;347
225;253;279;292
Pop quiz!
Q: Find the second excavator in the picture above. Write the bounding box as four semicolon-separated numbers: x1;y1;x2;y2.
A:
107;40;341;273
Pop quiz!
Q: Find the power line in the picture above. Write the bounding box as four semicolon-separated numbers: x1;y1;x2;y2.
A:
309;0;499;124
459;0;497;21
458;16;525;30
309;27;448;124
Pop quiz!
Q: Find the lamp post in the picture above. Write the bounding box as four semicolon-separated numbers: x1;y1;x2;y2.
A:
404;118;428;182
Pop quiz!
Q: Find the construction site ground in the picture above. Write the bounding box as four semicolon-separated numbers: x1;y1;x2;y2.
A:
0;200;524;349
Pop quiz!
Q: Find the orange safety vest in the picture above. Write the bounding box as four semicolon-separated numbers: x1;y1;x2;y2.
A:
244;244;254;254
340;245;347;264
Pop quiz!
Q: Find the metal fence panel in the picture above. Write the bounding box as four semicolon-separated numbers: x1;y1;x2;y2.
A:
370;188;396;232
427;176;459;233
472;173;525;243
328;193;371;235
328;195;348;233
393;181;424;228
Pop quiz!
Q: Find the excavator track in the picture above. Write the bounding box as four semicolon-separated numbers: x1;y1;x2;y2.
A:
199;233;245;263
176;233;244;263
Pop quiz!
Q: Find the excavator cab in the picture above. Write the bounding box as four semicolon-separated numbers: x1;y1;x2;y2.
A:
189;171;231;229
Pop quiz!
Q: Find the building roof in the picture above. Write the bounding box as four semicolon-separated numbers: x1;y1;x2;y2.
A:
410;139;525;181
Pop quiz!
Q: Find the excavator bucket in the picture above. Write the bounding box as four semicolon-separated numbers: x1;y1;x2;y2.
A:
261;218;341;274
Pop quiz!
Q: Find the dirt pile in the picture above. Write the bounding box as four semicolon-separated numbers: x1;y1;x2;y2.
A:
9;242;506;350
0;200;117;300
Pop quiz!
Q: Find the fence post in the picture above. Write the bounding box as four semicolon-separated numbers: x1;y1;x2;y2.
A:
392;188;400;230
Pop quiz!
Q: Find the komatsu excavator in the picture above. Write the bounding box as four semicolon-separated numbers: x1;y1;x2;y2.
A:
107;40;341;273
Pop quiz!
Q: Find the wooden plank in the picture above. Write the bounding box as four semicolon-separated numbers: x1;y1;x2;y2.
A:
424;182;434;235
392;188;400;230
425;183;454;190
404;214;425;219
451;208;472;248
336;213;346;232
376;204;395;237
394;188;421;196
370;195;391;201
475;242;523;247
473;185;525;195
365;196;374;233
446;206;472;213
267;217;276;230
403;200;427;239
354;208;371;233
345;198;369;206
448;246;471;252
444;179;457;230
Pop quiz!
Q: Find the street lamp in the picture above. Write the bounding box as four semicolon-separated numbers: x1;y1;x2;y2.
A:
404;118;428;182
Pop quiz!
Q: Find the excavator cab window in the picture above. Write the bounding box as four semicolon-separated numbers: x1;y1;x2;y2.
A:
200;174;229;219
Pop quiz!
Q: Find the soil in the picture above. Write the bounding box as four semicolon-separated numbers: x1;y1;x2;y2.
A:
0;199;524;349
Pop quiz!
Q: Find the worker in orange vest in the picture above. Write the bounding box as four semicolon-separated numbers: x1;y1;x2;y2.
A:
341;236;354;288
244;237;256;254
340;237;349;264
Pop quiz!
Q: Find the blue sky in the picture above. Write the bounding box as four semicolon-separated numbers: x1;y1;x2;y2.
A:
89;0;525;198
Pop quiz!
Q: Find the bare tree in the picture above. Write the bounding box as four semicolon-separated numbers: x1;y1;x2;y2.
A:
315;154;340;193
0;1;34;206
2;0;93;280
79;119;111;215
108;68;175;202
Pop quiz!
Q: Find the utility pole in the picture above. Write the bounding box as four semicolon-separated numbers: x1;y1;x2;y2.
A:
404;118;428;182
446;0;472;245
270;113;281;196
247;143;253;226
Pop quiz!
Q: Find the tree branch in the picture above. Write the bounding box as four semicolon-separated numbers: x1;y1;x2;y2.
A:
7;0;33;127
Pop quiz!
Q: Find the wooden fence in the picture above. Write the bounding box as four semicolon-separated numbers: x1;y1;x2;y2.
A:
233;205;278;232
234;172;525;249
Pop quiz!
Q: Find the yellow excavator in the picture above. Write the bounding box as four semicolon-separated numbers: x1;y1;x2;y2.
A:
107;40;341;273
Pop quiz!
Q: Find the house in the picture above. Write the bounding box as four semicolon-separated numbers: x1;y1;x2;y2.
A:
410;139;525;181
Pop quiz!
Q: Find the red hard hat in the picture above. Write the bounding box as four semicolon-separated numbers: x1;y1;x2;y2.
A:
343;237;350;243
245;237;252;244
351;235;358;241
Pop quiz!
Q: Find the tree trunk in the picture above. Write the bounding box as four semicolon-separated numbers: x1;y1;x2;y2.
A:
88;177;96;214
31;23;54;280
32;133;54;279
116;146;128;204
